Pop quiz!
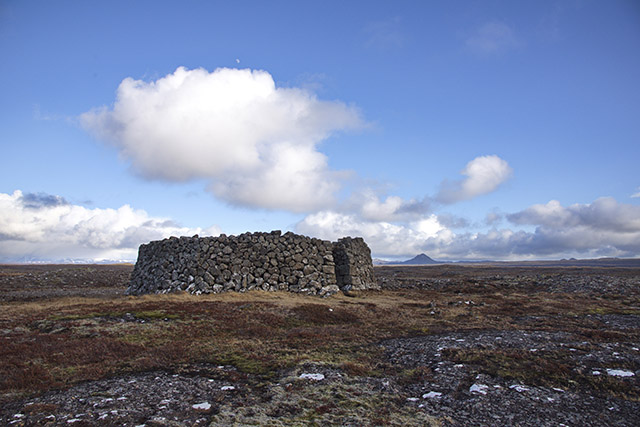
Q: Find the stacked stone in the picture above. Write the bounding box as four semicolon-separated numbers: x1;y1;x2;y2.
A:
127;231;342;296
332;237;379;291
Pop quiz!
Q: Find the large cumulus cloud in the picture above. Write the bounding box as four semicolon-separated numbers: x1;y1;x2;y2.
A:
0;190;220;262
81;67;364;212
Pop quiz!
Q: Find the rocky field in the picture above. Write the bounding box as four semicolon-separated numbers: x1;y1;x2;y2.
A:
1;263;639;426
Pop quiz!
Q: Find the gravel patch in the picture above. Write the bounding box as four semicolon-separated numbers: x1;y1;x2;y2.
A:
381;329;640;426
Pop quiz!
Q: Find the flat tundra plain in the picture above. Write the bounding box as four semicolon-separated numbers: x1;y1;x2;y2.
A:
0;264;639;426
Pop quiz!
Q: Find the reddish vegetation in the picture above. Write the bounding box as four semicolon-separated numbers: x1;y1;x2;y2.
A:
0;264;638;425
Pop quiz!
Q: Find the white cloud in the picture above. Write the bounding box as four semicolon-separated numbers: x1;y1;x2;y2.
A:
508;197;640;233
4;189;638;262
0;190;220;262
466;21;521;55
436;155;512;204
361;194;406;222
340;155;508;224
440;197;640;259
328;154;507;226
296;211;452;258
296;196;640;260
81;66;364;213
631;187;640;198
348;188;430;222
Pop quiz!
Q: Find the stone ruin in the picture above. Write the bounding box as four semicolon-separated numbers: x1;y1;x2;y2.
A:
127;231;378;296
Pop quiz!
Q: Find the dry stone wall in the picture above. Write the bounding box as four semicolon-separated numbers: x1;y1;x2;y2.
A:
127;231;378;296
333;237;377;291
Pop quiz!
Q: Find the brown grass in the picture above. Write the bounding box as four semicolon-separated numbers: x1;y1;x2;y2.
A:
1;278;638;402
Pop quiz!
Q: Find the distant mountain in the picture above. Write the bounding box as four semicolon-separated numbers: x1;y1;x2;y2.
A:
401;253;439;265
373;253;441;265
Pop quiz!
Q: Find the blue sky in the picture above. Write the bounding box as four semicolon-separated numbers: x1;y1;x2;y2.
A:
1;0;639;262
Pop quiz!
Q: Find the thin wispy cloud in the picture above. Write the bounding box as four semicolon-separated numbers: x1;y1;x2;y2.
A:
364;16;405;50
466;21;521;55
631;187;640;198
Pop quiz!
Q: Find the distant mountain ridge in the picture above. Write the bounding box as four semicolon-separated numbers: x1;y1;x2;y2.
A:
372;255;640;268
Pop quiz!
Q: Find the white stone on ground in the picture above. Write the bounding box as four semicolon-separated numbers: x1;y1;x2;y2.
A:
299;373;325;380
423;391;443;399
192;402;211;410
606;369;634;377
469;384;489;395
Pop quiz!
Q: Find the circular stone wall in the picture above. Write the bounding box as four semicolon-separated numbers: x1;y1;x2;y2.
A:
127;231;378;296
